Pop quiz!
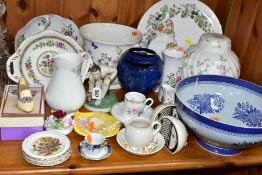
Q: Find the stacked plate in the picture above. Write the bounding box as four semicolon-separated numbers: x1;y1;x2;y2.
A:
22;131;71;166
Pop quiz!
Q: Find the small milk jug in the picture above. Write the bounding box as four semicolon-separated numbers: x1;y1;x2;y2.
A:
45;52;91;112
158;47;186;103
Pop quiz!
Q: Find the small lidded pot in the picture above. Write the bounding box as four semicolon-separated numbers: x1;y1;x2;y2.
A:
183;33;240;78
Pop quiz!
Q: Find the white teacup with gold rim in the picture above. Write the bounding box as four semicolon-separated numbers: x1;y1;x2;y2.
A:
123;92;153;118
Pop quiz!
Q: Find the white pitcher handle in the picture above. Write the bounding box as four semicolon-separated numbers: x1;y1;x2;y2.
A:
6;52;22;83
151;121;161;136
143;98;154;112
80;52;93;82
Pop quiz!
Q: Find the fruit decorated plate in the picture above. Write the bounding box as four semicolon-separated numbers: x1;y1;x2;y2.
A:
137;0;222;49
22;131;71;159
73;112;120;138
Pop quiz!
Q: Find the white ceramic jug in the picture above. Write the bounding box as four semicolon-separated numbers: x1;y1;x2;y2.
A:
45;52;91;112
158;47;186;103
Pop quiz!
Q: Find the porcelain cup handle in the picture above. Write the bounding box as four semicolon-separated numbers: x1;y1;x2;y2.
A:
80;52;93;82
143;98;153;113
151;121;161;136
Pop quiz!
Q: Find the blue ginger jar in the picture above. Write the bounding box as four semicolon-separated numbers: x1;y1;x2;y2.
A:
117;48;163;94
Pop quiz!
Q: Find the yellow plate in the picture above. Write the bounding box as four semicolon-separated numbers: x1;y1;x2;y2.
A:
73;112;120;138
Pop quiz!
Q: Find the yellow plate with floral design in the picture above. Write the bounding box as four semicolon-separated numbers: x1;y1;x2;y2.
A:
73;112;120;138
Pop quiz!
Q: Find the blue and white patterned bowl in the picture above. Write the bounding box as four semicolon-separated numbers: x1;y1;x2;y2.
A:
175;75;262;156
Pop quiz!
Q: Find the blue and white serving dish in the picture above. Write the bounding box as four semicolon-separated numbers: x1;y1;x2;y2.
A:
175;75;262;156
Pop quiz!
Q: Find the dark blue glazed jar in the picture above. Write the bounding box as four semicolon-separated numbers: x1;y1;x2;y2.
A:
117;48;163;94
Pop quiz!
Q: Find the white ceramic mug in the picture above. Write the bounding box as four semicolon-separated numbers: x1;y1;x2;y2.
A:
124;117;161;148
80;133;107;156
123;92;153;118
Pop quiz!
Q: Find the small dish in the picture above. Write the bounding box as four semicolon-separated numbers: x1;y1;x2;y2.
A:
22;131;71;159
116;128;165;156
77;141;112;160
73;112;120;138
111;102;153;123
22;148;72;166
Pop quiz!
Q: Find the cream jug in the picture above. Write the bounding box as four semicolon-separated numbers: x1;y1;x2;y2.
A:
124;118;161;148
45;52;92;112
158;47;186;103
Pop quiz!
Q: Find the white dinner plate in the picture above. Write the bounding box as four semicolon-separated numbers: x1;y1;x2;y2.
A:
137;0;222;49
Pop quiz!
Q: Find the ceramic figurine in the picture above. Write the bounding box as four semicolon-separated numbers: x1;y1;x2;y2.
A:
17;76;34;112
117;48;163;94
45;52;89;113
85;64;117;112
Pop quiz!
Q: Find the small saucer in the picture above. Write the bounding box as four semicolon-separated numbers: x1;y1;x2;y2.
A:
111;102;153;123
77;142;112;160
116;128;165;156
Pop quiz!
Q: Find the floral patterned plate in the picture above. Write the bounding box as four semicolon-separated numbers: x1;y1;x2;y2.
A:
22;131;71;159
7;30;89;89
73;112;120;138
15;14;83;50
137;0;222;49
116;128;165;156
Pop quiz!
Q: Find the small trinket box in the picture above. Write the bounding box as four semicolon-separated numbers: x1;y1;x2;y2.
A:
0;85;45;140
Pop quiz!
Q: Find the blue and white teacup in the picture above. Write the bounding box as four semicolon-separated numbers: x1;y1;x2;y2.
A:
80;133;107;156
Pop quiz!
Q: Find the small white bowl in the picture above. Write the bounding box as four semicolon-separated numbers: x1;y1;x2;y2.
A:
80;23;142;89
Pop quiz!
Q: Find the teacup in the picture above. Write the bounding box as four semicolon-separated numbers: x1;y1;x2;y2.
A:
80;133;106;156
124;117;161;148
123;92;154;118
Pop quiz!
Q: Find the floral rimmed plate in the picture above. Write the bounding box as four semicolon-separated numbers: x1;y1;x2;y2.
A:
116;128;165;156
22;131;71;159
15;14;83;50
7;30;91;89
137;0;222;49
73;112;120;138
23;148;72;166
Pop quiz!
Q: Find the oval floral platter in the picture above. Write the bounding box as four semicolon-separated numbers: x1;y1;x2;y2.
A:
15;14;83;50
7;30;92;89
137;0;222;49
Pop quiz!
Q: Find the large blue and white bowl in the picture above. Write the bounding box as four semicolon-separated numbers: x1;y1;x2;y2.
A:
175;75;262;156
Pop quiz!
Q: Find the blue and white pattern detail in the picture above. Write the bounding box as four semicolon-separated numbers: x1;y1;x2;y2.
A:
187;93;225;114
233;102;262;127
